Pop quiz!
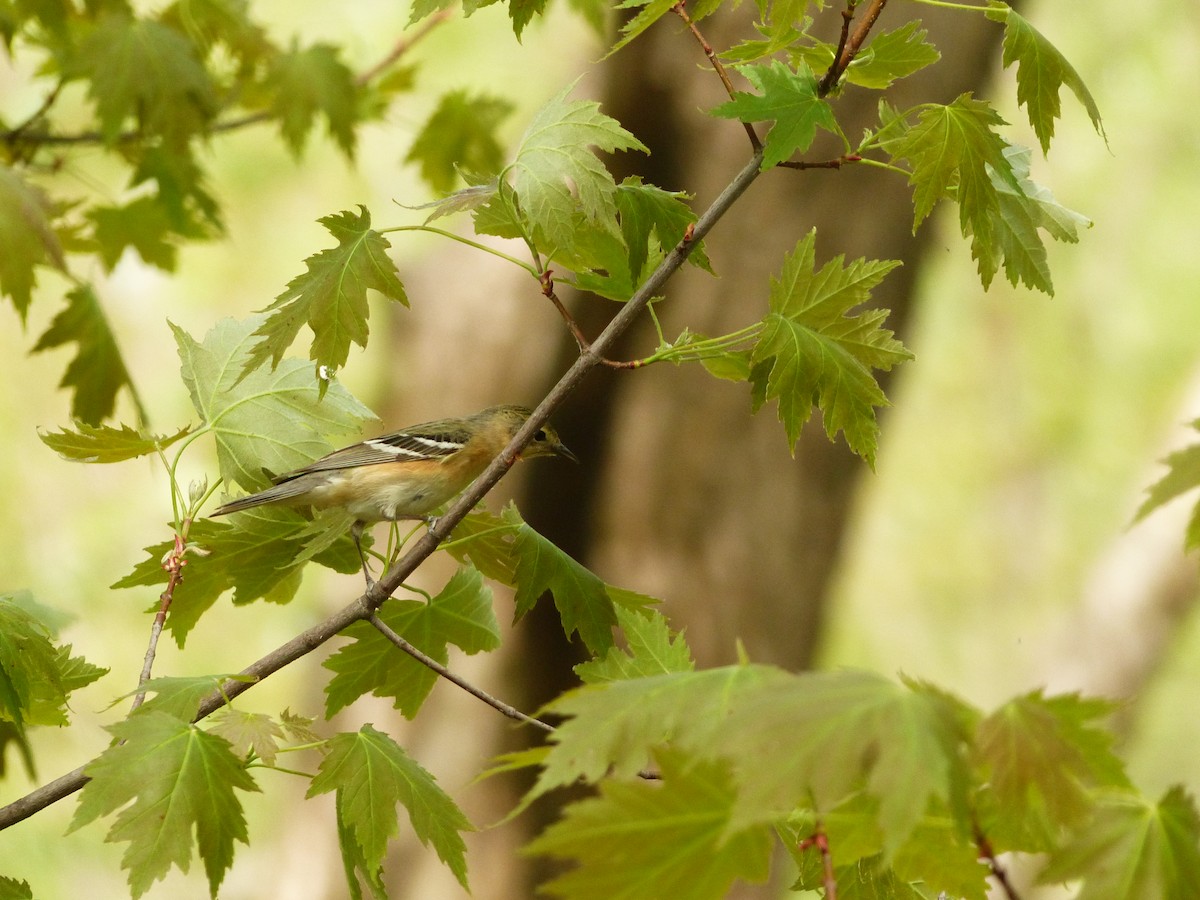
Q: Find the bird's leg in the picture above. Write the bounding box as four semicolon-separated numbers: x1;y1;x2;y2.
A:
351;520;374;589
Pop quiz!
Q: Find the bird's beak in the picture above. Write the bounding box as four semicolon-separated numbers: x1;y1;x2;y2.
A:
555;442;579;464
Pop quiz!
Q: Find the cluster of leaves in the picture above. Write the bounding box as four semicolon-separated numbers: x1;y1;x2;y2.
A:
515;614;1200;898
0;0;517;421
4;0;1181;898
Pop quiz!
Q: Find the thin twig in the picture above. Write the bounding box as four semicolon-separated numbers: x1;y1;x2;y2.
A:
820;0;890;96
368;614;554;732
797;830;837;898
355;9;456;86
819;1;860;96
540;270;645;370
777;154;862;170
0;150;765;832
129;530;190;711
975;823;1022;900
672;2;762;152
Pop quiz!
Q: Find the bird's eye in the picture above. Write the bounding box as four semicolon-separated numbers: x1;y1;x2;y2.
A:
534;429;548;442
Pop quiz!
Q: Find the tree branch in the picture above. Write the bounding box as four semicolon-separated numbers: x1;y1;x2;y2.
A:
0;149;764;832
818;0;891;96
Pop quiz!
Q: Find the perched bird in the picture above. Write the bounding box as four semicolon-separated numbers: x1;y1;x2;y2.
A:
210;404;576;583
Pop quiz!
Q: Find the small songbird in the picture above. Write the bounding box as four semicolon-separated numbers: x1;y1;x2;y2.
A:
210;404;576;583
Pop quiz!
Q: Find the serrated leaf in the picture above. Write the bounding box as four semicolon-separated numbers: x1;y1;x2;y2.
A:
529;751;773;900
749;230;908;464
711;61;838;169
323;565;500;718
508;505;617;653
887;94;1021;240
1041;786;1200;899
208;708;284;765
968;144;1091;294
173;315;375;491
840;21;940;89
0;164;64;319
616;176;710;283
89;196;179;272
122;674;241;722
66;13;216;143
973;690;1129;852
0;597;69;733
39;421;189;463
114;510;363;645
1136;426;1200;548
604;0;679;58
244;207;407;376
266;41;358;158
70;712;258;898
406;91;513;194
508;83;647;253
986;2;1105;154
0;876;33;900
279;707;321;744
532;666;971;856
574;606;693;684
30;286;138;424
308;725;472;889
504;0;549;39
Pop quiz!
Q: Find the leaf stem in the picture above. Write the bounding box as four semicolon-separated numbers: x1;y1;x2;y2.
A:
367;613;555;733
383;225;540;276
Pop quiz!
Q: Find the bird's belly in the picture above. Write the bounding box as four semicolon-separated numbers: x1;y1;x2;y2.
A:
306;466;454;522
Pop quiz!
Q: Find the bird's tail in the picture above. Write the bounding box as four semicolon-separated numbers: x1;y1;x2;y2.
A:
210;479;313;517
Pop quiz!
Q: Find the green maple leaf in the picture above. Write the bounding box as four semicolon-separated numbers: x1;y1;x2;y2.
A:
0;598;69;734
973;690;1129;852
1041;786;1200;899
39;421;190;463
532;667;971;854
208;708;284;766
968;144;1091;294
244;207;408;376
529;751;773;900
89;196;179;272
121;674;235;722
31;286;138;424
711;61;838;169
616;176;710;283
323;565;500;718
114;510;363;645
529;664;781;805
67;13;216;143
265;41;358;158
308;725;472;890
986;2;1105;154
0;876;32;900
749;230;908;465
605;0;679;58
887;94;1021;241
508;505;617;653
0;164;65;320
574;607;693;684
70;712;258;898
508;83;648;253
839;21;940;89
1136;423;1200;549
174;315;375;492
406;91;513;194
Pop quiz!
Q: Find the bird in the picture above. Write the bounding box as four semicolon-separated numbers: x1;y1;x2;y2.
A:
210;404;576;584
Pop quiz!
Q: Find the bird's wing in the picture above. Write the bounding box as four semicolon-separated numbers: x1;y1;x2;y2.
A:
273;420;471;482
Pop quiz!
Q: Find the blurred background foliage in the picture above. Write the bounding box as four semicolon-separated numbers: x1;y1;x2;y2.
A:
1;0;1199;896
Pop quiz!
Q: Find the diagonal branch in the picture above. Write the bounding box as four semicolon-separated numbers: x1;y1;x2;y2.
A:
0;149;764;832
